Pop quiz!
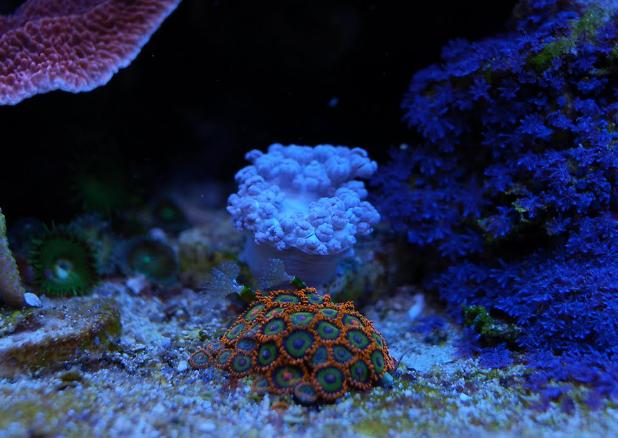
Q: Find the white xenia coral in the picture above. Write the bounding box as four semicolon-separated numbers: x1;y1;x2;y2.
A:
228;144;380;256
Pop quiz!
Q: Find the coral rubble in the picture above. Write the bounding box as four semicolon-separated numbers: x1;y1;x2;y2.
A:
178;210;244;288
190;287;395;403
0;297;120;377
4;285;617;436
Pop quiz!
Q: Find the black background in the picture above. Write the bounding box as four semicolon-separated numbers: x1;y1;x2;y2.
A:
0;0;516;221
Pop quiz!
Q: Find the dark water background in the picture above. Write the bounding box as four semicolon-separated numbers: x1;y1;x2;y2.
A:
0;1;515;220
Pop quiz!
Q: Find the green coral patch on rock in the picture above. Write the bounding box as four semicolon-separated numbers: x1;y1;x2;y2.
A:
29;228;99;297
463;305;521;345
119;237;179;286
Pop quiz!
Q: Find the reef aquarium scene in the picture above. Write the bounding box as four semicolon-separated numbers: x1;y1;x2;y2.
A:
2;0;618;437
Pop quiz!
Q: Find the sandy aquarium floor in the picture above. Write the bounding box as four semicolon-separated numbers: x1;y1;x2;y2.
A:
0;281;616;438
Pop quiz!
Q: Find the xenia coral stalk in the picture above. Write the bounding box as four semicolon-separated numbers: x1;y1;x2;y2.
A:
0;0;181;105
374;0;618;401
0;208;26;307
228;144;380;287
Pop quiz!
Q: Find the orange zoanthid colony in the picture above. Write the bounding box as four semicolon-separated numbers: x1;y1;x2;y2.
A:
190;287;395;403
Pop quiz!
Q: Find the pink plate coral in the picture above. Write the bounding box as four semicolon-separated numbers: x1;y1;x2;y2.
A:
0;0;181;105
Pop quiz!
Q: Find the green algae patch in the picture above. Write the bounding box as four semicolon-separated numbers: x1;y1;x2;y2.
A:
530;6;609;70
463;305;521;346
355;415;416;437
350;378;459;437
0;298;120;377
0;387;98;438
0;307;38;337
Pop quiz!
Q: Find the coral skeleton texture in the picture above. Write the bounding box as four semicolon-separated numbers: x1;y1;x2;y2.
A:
0;0;181;105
